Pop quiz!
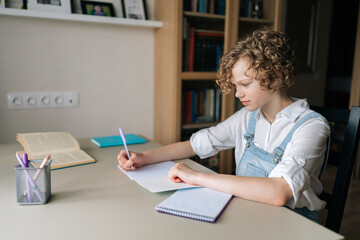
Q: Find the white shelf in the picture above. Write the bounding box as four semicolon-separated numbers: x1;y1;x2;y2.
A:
0;8;162;28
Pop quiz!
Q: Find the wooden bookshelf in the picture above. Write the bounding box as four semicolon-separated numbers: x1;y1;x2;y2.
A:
154;0;283;173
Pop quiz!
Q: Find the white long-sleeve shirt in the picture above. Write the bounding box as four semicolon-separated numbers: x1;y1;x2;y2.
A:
190;99;330;210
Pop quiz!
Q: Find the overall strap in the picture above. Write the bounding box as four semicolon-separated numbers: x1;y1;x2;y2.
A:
244;110;258;143
273;112;326;162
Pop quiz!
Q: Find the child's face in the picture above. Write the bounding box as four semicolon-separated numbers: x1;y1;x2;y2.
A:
231;58;275;112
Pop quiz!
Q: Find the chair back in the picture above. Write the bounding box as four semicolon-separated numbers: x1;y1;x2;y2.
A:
310;106;360;233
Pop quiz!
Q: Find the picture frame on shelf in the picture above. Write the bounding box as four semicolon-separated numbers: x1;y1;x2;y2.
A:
121;0;147;20
25;0;73;13
0;0;5;8
81;0;115;17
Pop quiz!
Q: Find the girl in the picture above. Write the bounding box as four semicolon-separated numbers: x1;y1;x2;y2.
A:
118;28;329;222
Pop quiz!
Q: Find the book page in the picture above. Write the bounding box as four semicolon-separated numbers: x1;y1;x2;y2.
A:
31;150;95;169
17;132;80;155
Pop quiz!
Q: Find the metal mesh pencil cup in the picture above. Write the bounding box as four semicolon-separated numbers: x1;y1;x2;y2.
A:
14;159;51;205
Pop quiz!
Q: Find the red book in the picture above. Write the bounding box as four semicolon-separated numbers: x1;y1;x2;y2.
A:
188;27;196;72
185;91;193;123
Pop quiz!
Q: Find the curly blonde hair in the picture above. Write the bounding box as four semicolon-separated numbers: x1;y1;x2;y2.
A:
216;28;296;94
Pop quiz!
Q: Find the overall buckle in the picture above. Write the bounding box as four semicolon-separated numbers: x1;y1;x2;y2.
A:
273;147;284;164
243;134;253;148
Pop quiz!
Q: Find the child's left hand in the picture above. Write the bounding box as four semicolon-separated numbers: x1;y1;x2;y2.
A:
168;162;198;185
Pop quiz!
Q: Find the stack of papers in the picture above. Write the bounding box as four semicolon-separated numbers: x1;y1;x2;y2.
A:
118;160;233;223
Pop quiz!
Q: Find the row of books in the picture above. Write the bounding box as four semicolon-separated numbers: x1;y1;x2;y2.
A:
182;24;224;72
182;88;221;124
183;0;226;15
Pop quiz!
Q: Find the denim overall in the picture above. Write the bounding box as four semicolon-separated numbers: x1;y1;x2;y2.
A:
236;110;323;222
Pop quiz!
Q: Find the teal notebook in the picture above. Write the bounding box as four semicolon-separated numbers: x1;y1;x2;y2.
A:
91;134;146;148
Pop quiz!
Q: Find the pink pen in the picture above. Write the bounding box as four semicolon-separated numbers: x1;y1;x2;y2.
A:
24;154;51;196
33;154;51;180
119;128;134;171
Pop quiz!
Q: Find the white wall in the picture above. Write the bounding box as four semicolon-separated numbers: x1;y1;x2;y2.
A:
0;3;156;143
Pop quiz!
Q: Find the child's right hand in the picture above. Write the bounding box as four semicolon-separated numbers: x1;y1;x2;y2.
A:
117;150;146;171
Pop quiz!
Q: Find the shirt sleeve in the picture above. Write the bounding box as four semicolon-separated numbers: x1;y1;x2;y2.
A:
268;117;330;208
190;109;245;159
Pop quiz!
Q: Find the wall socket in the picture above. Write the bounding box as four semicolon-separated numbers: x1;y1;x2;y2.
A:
7;91;79;109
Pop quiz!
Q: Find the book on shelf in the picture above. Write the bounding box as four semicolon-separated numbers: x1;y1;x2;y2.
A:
17;132;95;170
182;24;224;72
183;0;226;15
182;88;221;125
240;0;264;19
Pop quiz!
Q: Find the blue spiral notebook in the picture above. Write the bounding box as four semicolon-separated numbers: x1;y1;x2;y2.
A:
156;187;233;223
91;134;146;148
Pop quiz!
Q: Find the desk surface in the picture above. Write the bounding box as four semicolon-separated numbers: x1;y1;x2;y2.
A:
0;139;343;240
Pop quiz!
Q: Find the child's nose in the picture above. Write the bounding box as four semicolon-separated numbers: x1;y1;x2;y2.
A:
235;87;244;99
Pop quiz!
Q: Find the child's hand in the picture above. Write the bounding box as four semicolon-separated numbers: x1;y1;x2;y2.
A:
168;162;198;185
117;150;146;171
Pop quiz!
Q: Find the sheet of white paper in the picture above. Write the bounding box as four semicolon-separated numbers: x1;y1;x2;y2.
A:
118;159;216;193
135;175;200;193
118;161;175;180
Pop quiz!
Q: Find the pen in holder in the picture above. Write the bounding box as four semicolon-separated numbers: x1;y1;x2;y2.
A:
14;159;52;205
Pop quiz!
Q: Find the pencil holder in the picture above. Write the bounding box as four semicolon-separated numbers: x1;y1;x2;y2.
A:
14;160;52;205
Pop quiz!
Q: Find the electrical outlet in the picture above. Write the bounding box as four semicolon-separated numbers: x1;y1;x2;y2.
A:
7;91;79;109
7;93;23;109
22;92;38;108
50;92;65;108
37;93;51;108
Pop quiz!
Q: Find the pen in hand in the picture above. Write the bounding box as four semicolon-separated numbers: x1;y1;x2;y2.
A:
119;128;134;171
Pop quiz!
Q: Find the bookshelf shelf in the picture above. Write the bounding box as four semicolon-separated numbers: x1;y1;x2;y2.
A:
184;11;225;20
239;17;273;24
0;8;162;28
182;122;219;129
182;72;217;80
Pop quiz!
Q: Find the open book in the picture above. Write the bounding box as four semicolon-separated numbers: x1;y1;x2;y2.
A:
17;132;95;170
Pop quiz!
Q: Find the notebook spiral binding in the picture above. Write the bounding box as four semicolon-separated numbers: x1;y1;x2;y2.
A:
156;206;214;222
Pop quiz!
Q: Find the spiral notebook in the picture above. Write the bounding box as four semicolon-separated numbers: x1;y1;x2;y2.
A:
156;187;233;223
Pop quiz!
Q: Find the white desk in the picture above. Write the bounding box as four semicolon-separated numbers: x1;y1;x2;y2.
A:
0;139;343;240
